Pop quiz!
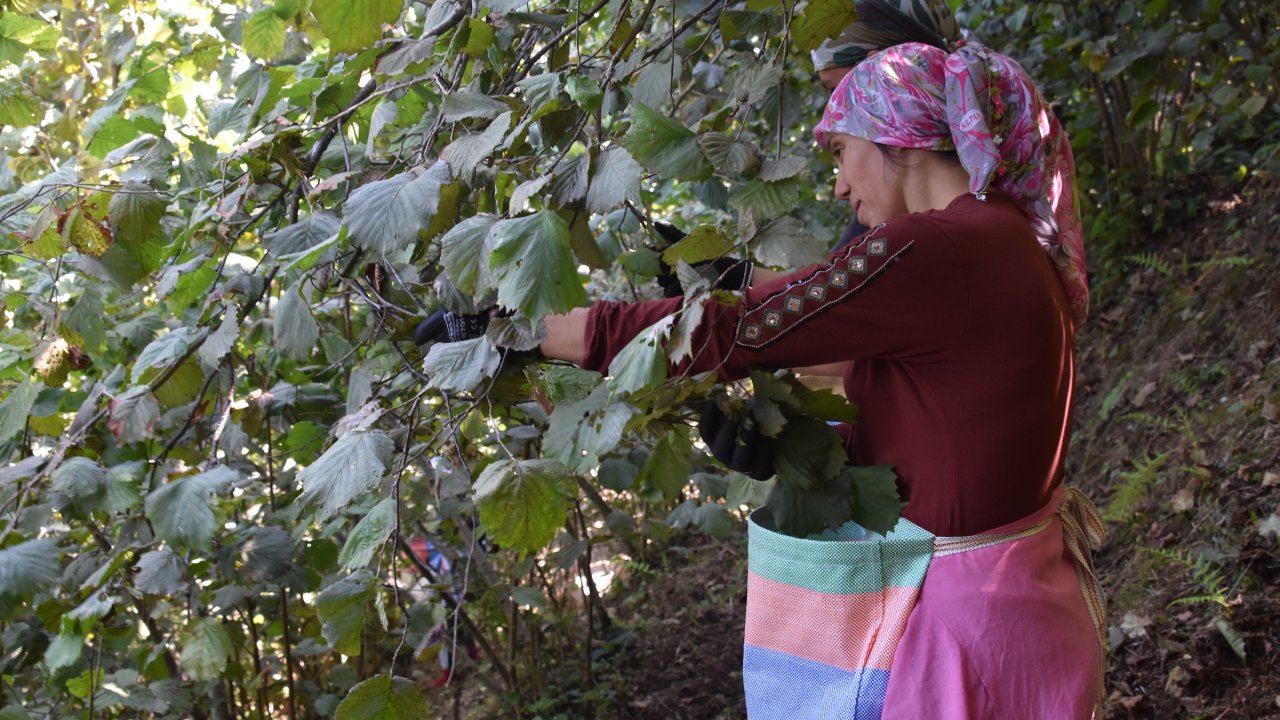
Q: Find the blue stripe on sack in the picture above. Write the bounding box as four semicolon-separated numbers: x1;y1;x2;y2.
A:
743;644;889;720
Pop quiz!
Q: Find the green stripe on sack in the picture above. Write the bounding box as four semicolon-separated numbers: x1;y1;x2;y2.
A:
747;510;934;595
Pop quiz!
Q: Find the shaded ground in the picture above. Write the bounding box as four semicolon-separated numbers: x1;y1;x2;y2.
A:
605;180;1280;718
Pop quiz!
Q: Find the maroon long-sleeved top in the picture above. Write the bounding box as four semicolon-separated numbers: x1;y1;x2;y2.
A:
581;192;1077;536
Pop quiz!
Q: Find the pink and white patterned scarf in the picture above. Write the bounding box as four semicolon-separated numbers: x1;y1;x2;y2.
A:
814;41;1089;327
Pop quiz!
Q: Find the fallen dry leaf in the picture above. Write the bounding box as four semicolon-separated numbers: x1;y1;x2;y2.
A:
1263;400;1280;423
1171;488;1195;512
1133;381;1157;407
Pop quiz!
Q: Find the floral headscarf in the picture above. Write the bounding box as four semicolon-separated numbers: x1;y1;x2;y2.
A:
811;0;961;72
814;41;1089;327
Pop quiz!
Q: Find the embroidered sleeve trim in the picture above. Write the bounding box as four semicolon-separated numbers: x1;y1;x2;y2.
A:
734;229;915;350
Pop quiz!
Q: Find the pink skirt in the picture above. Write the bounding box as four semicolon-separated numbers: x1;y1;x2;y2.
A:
882;490;1103;719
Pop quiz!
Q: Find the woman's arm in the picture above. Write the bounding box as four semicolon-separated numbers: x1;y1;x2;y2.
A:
750;267;784;285
793;362;849;377
540;307;590;363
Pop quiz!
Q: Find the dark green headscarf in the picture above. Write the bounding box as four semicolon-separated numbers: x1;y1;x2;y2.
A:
810;0;962;71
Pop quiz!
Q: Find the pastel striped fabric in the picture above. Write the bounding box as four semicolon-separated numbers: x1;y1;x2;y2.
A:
743;512;935;720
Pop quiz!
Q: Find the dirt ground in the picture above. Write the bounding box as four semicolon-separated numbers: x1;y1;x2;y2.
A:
603;180;1280;719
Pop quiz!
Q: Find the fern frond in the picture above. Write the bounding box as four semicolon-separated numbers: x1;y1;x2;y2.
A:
1124;252;1173;275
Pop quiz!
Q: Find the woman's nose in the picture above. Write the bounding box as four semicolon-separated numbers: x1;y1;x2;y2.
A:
834;174;850;199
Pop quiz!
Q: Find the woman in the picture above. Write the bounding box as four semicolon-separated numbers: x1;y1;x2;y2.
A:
533;41;1103;719
429;35;1101;718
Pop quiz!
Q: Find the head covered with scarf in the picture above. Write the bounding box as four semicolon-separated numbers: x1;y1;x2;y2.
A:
811;0;961;72
813;41;1090;326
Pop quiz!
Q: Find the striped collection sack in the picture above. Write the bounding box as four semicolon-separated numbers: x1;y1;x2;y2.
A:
743;510;935;720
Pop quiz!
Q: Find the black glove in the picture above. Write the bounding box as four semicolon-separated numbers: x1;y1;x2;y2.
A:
413;309;490;345
698;401;775;481
653;221;753;298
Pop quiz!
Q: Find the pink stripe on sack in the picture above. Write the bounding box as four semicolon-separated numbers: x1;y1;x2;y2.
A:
745;572;921;673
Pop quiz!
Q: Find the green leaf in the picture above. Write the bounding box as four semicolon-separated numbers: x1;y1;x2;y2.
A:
442;111;512;178
668;292;707;364
461;17;494;55
180;618;232;682
240;526;294;583
65;285;107;350
698;132;760;175
0;13;57;64
344;166;445;259
569;212;609;270
335;675;429;720
127;58;171;105
44;632;83;672
797;388;859;424
440;214;498;296
694;503;734;536
843;465;905;535
316;571;377;656
131;327;200;384
516;73;561;119
0;78;40;126
107;386;159;445
661;226;733;266
759;155;807;182
750;216;827;267
50;456;108;515
86;116;141;159
145;466;239;552
586;145;642;214
1240;95;1267;117
544;384;636;472
0;377;39;443
732;61;782;106
108;183;168;270
199;309;241;369
565;75;602;113
312;0;403;54
0;539;60;598
266;211;341;257
551;152;589;206
636;431;691;500
597;458;637;491
422;336;502;391
274;280;320;360
774;416;846;489
298;431;395;522
442;91;510;122
489;210;589;324
473;459;576;555
509;174;551;214
622;103;711;181
339;497;398;569
631;58;673;109
791;0;858;52
607;316;673;395
134;549;187;595
365;98;399;157
764;480;854;537
244;9;287;58
730;178;800;218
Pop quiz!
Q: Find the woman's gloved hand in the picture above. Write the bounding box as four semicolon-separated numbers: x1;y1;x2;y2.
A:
413;309;491;345
653;221;753;298
698;400;775;481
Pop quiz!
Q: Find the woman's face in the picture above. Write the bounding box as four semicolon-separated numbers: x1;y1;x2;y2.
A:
829;134;907;227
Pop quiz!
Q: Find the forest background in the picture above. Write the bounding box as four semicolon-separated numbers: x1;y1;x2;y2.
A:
0;0;1277;718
